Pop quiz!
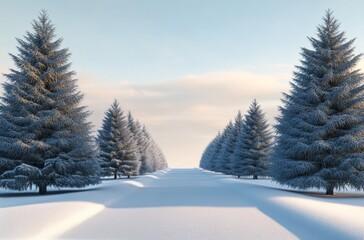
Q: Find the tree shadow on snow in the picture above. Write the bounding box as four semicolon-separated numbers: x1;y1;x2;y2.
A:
0;187;101;198
0;168;360;240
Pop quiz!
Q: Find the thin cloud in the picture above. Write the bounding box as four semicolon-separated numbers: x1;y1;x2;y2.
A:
2;59;364;167
77;68;292;167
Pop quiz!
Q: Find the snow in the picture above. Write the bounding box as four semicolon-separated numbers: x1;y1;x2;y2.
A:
1;168;364;239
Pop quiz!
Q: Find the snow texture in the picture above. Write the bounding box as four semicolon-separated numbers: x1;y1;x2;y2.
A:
1;168;364;239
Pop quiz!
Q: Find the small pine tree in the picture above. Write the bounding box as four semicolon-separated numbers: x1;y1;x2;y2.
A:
217;112;244;174
271;11;364;195
211;123;233;172
138;125;168;173
200;133;220;171
97;100;140;179
127;111;142;166
232;100;272;179
0;11;100;194
216;122;234;172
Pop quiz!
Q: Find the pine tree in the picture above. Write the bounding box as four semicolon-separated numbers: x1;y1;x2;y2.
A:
138;125;168;173
200;133;220;171
232;100;272;179
139;125;154;173
200;143;211;169
0;11;100;194
271;11;364;195
97;100;140;179
217;112;244;174
213;121;233;172
127;111;142;166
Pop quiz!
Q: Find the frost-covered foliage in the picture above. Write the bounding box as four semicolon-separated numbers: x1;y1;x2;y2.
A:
270;11;364;195
199;133;220;170
217;112;244;174
0;11;100;194
200;101;272;178
97;100;140;178
232;100;272;179
200;121;237;172
205;122;232;172
98;102;167;178
127;113;167;173
139;125;168;173
214;122;234;172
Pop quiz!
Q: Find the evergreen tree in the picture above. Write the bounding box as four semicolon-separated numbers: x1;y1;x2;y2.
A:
218;112;244;174
127;111;142;166
200;133;220;171
0;11;100;194
213;121;233;172
200;143;211;169
140;125;155;173
271;11;364;195
97;100;140;179
139;125;168;173
232;100;272;179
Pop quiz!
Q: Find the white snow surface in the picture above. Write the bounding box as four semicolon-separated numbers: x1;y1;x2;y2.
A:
1;168;364;240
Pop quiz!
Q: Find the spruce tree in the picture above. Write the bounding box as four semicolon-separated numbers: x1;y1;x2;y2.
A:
216;121;234;172
127;111;142;165
232;100;272;179
271;11;364;195
0;11;100;194
139;125;168;172
97;100;140;179
210;123;232;172
200;143;211;169
200;133;220;171
218;112;244;174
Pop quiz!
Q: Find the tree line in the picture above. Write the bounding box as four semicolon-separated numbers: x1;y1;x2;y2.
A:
200;10;364;195
0;11;167;194
200;100;272;179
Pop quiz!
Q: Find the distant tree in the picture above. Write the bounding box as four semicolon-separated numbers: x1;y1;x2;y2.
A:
271;11;364;195
0;11;100;194
200;133;220;171
138;125;168;173
233;100;272;179
138;125;153;174
212;122;233;172
97;100;140;179
127;111;142;165
218;112;244;174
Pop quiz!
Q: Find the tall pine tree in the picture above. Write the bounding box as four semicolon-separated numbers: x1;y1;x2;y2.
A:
97;100;140;179
232;100;272;179
271;11;364;195
0;11;100;194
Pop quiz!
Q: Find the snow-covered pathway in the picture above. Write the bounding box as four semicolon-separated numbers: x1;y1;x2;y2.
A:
1;168;364;239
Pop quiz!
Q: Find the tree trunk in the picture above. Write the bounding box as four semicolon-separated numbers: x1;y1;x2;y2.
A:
127;175;130;179
253;175;258;179
326;185;334;195
114;171;117;179
38;183;47;195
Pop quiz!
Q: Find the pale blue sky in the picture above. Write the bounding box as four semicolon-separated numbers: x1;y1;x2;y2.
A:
2;0;364;82
1;1;364;167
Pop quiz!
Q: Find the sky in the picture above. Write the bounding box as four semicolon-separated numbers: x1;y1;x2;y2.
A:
1;0;364;167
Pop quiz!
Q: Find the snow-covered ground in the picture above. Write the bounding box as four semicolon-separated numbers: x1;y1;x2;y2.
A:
1;168;364;240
